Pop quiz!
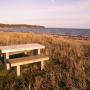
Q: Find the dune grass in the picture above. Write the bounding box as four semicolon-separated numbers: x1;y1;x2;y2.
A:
0;32;90;90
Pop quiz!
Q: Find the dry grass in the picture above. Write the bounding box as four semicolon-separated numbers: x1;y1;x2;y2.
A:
0;32;90;90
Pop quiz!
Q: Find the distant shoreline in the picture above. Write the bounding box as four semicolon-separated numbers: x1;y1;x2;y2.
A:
50;33;90;40
0;23;45;29
0;24;90;40
0;30;90;41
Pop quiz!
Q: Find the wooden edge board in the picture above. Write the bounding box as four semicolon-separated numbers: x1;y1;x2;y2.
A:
8;55;49;67
0;43;45;53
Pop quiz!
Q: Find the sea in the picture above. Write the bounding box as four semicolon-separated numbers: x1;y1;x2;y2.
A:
1;28;90;37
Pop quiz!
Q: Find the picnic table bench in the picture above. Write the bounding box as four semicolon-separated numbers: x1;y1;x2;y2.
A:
0;43;49;76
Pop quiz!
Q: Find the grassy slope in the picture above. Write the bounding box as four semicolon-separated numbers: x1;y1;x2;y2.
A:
0;32;90;90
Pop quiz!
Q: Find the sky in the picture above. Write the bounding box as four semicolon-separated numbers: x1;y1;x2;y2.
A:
0;0;90;28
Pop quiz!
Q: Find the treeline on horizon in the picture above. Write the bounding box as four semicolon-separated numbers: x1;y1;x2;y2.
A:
0;23;45;28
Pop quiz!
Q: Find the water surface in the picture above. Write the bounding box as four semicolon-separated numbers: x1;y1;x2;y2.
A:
2;28;90;37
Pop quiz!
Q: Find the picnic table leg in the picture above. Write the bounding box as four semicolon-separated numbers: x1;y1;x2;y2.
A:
4;53;10;70
41;61;44;70
37;49;44;70
17;65;20;76
6;63;10;70
38;49;40;55
33;49;40;55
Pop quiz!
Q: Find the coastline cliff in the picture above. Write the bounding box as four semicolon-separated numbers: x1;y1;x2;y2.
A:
0;23;45;30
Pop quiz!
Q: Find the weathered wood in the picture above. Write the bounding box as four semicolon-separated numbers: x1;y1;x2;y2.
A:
0;43;49;76
6;63;10;70
8;55;49;76
3;53;10;70
0;43;45;53
10;51;25;55
8;55;49;67
38;49;40;55
17;65;20;76
41;61;44;70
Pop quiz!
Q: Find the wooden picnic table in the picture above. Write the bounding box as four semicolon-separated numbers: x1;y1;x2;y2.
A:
0;43;49;76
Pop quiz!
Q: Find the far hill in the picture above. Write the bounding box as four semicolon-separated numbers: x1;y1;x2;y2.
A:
0;23;45;30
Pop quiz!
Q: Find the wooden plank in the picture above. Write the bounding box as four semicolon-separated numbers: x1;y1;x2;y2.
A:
41;61;44;70
3;53;10;70
38;49;40;55
0;43;45;53
8;55;49;67
9;51;25;55
17;65;20;76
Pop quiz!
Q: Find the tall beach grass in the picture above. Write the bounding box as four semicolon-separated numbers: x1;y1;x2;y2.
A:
0;32;90;90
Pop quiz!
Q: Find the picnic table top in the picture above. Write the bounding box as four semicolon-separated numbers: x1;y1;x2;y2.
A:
0;43;45;53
